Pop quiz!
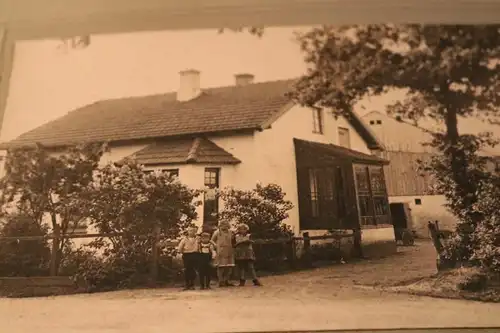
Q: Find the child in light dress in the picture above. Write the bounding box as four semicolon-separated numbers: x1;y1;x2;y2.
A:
211;221;235;287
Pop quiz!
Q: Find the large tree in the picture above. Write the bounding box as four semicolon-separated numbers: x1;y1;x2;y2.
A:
287;25;500;261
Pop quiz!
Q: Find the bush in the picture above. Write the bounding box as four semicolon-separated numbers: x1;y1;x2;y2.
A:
219;183;294;239
59;160;200;291
468;181;500;274
219;183;294;271
60;242;182;292
456;267;489;292
0;214;51;277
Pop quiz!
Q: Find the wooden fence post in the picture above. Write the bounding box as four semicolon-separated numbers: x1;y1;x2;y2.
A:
50;226;60;276
302;232;312;268
150;225;161;286
288;237;296;269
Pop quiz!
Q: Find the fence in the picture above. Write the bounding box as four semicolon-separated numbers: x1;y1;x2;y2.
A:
0;230;356;284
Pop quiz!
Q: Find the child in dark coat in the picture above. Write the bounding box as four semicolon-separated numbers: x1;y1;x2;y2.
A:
234;223;262;287
198;232;216;290
177;226;200;290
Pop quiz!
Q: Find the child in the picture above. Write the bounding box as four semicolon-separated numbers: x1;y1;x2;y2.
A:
234;223;262;286
177;226;200;290
211;221;235;287
198;232;216;290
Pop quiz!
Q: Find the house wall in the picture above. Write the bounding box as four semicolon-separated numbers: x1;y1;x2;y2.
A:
361;112;457;237
253;105;394;255
389;194;455;238
380;150;436;197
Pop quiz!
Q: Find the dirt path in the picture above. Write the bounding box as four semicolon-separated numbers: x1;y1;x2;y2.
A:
2;241;499;333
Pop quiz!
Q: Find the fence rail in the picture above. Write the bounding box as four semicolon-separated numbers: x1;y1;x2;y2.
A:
0;231;354;243
0;231;355;283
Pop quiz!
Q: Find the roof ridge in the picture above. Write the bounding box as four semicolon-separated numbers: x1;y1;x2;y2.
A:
186;137;202;163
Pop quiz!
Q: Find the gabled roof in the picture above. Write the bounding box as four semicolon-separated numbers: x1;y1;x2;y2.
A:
128;137;241;166
1;79;383;150
293;138;389;166
362;110;500;156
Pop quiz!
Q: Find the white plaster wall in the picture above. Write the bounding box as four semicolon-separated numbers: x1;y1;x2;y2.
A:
254;104;374;235
389;194;456;238
362;227;394;244
208;133;259;190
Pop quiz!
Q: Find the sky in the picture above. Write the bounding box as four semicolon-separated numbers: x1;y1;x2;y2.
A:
1;25;497;145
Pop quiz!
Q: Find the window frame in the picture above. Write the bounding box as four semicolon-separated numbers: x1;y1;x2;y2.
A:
312;109;324;134
353;164;390;227
301;166;348;230
338;126;351;149
162;168;179;178
203;168;221;226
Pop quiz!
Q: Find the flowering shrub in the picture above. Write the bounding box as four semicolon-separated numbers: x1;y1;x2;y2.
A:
218;183;294;239
219;183;294;271
60;160;201;290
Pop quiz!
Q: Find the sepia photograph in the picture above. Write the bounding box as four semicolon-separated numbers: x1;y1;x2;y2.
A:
0;1;500;332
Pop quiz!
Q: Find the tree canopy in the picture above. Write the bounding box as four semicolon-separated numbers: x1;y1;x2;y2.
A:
288;24;500;264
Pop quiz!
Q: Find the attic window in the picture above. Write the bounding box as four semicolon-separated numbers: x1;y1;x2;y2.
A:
369;120;375;125
376;120;382;124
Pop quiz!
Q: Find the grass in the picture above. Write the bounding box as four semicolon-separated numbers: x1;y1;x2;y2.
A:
388;266;500;303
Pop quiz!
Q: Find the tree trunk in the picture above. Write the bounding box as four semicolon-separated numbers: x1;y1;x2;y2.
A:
50;222;60;276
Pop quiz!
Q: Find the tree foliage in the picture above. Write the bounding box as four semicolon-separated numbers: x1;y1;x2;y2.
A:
0;143;107;272
289;24;500;263
218;183;293;239
469;179;500;273
61;159;200;290
0;213;51;277
71;159;202;247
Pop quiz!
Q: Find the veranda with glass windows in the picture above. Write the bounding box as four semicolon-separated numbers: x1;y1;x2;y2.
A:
294;138;390;231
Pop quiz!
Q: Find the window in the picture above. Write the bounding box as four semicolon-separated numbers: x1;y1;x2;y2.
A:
312;109;323;134
308;169;320;217
162;168;179;178
414;198;422;205
376;120;382;124
66;221;88;234
369;120;375;125
338;127;351;149
335;166;347;219
302;166;346;229
203;168;220;226
354;165;390;227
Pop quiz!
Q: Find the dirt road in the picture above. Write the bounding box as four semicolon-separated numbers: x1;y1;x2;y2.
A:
1;242;499;333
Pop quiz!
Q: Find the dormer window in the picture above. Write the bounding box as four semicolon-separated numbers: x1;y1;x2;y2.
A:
312;109;323;134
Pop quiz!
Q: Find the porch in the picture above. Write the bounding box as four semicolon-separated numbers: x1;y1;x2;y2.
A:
293;138;395;257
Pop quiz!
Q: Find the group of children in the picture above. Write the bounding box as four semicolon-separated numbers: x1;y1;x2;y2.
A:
176;221;262;290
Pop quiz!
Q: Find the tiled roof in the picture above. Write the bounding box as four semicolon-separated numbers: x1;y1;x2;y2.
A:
128;137;241;165
293;138;389;165
1;79;382;150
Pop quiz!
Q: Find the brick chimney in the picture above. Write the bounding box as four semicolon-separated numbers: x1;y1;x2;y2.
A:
234;73;254;86
177;69;201;102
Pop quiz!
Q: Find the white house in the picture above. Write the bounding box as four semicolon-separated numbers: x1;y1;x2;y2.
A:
1;71;396;256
